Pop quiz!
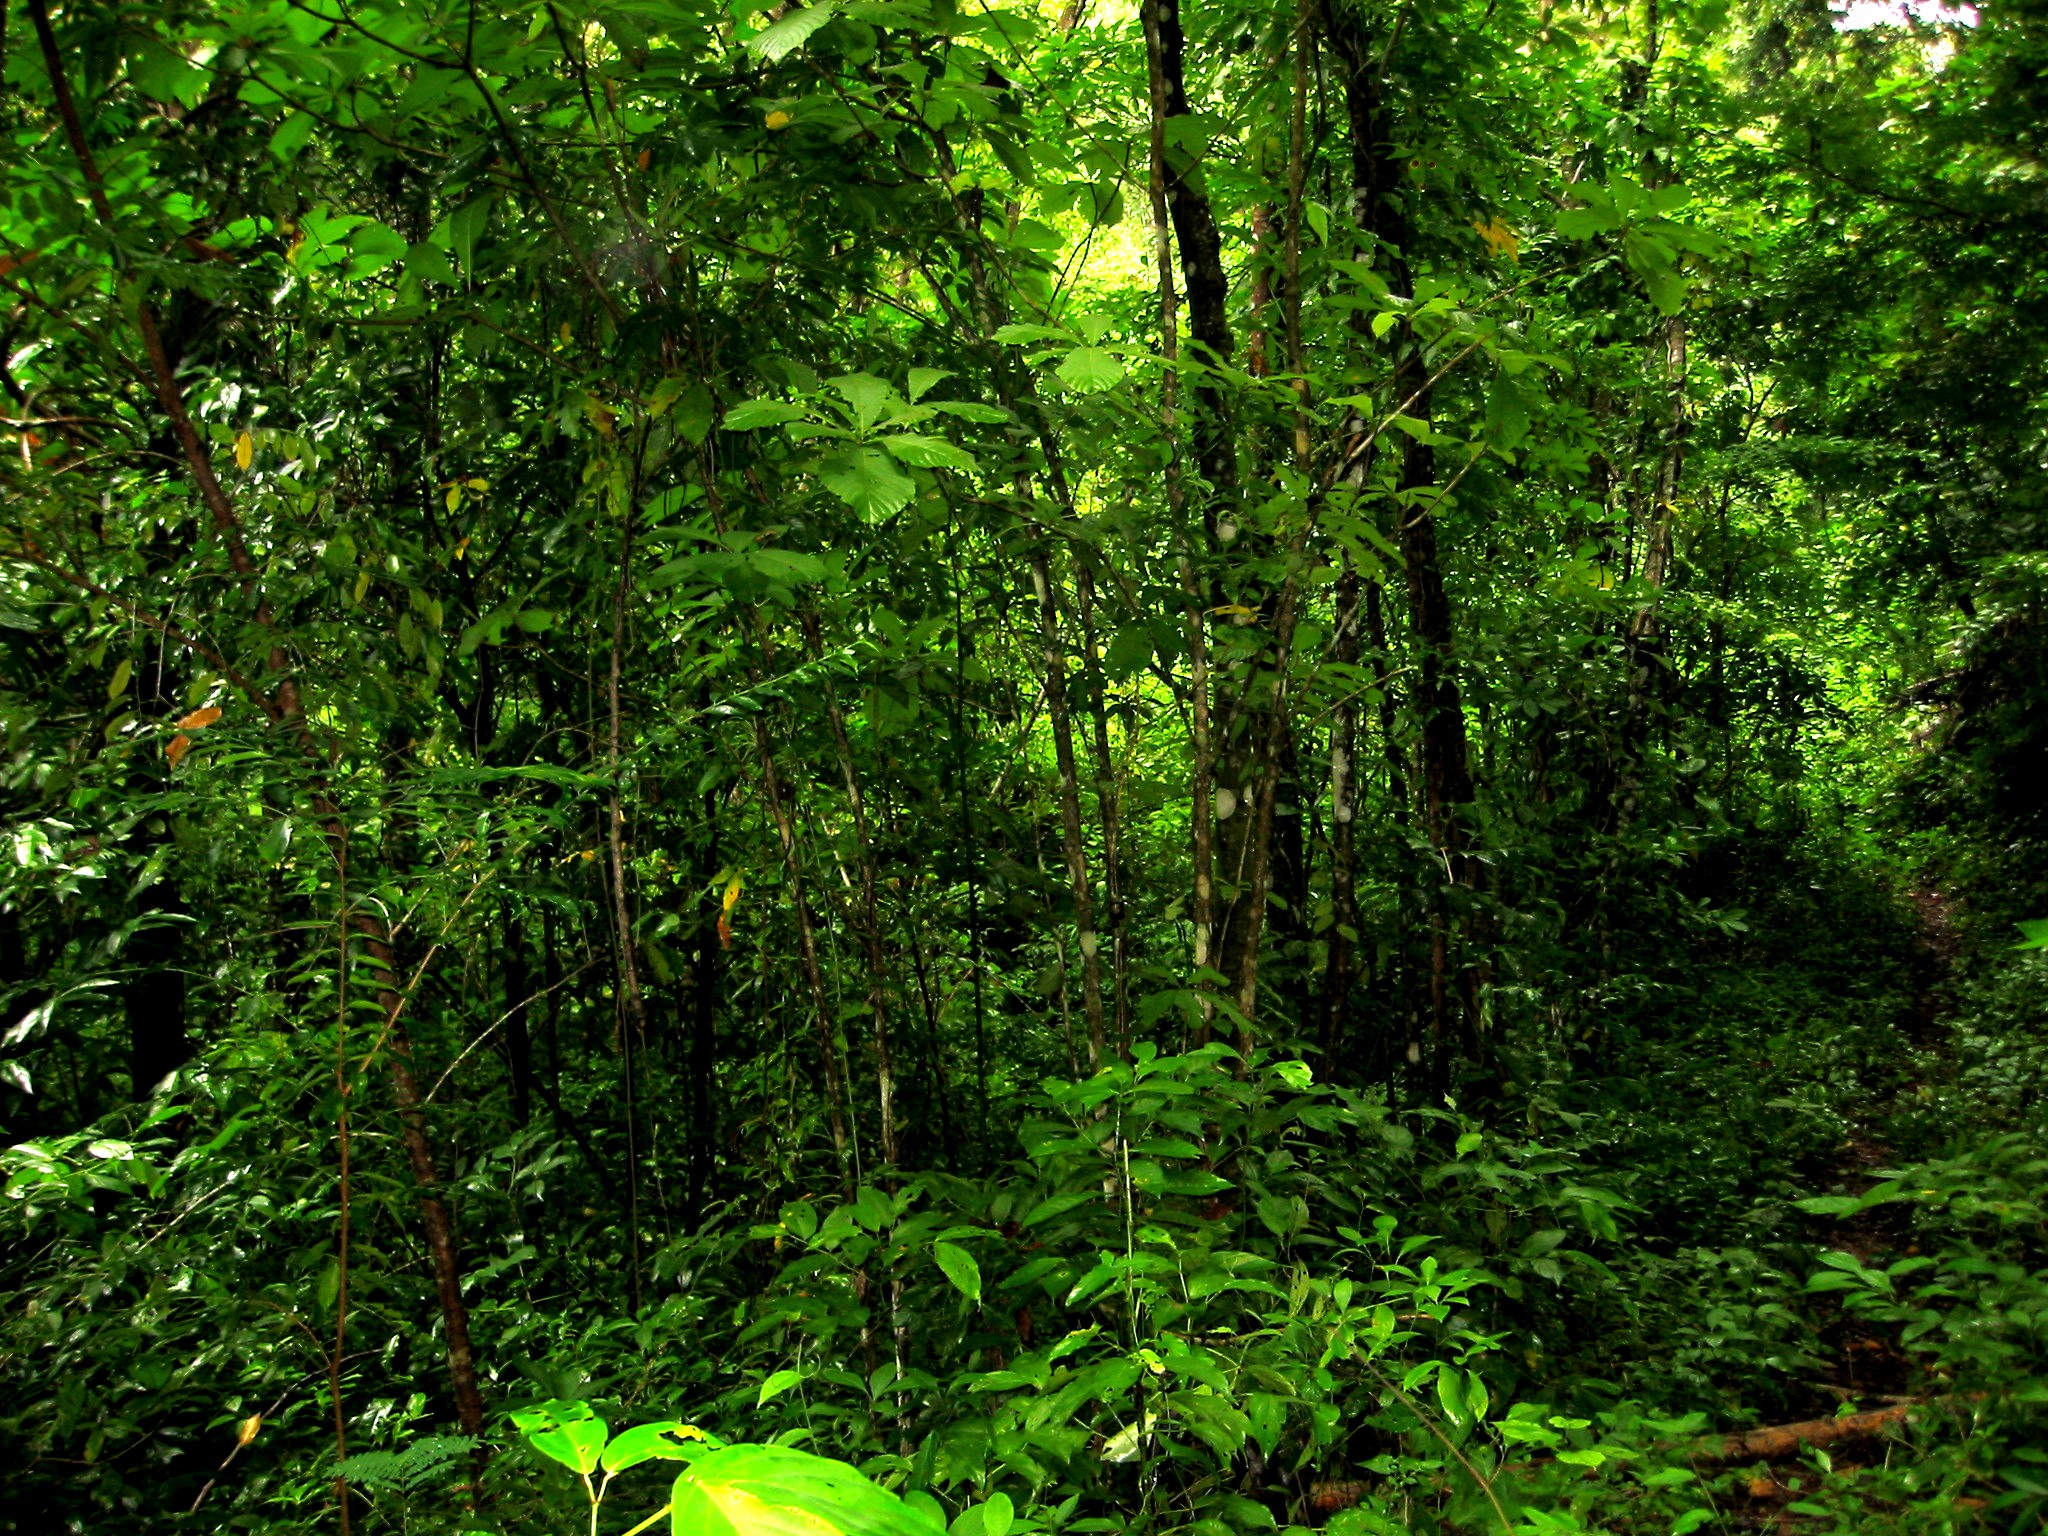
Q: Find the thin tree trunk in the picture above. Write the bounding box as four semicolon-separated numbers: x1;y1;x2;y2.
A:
502;921;534;1129
605;512;646;1316
1224;13;1316;1037
1138;0;1214;1045
685;781;720;1225
27;0;486;1437
1321;557;1361;1067
753;721;854;1188
799;607;899;1172
1072;565;1132;1058
350;918;487;1438
1622;312;1688;726
1028;550;1110;1073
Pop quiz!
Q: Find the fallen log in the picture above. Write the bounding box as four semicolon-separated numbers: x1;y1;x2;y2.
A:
1689;1402;1916;1464
1304;1397;1943;1518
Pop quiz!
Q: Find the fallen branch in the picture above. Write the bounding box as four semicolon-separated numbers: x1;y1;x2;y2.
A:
1689;1402;1917;1464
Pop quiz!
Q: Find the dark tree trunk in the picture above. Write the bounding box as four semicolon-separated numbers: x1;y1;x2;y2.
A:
1323;1;1483;1072
502;921;534;1130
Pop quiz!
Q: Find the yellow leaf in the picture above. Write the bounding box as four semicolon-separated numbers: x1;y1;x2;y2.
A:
177;706;223;730
465;477;489;492
453;536;472;560
237;1414;262;1447
166;733;193;768
234;431;254;469
719;876;743;949
445;485;462;512
765;109;792;130
1474;216;1520;261
352;568;372;604
107;658;133;700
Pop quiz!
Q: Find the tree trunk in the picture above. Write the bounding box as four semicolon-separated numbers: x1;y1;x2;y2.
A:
1028;549;1110;1073
1322;0;1482;1071
502;921;534;1130
800;607;900;1171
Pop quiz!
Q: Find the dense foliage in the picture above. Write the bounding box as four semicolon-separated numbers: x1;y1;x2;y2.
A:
2;0;2044;1531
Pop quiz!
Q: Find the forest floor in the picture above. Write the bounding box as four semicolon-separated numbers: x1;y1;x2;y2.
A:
1655;880;2042;1536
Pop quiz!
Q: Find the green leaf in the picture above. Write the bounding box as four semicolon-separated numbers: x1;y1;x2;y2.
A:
1640;263;1687;316
602;1422;706;1474
1246;1393;1287;1459
344;221;409;279
906;367;950;402
669;1443;937;1536
757;1368;806;1406
2014;919;2048;951
933;1240;981;1302
268;112;317;163
404;242;459;286
1464;1371;1489;1428
723;399;808;431
992;322;1071;345
1434;1365;1469;1431
980;1493;1013;1536
925;401;1010;423
449;198;491;273
1055;347;1123;392
747;3;838;63
1793;1195;1865;1216
829;373;896;432
821;447;916;520
1253;1193;1307;1239
1020;1192;1094;1228
107;659;132;700
880;434;977;471
513;1401;608;1475
1102;625;1154;679
1555;205;1614;241
258;818;293;865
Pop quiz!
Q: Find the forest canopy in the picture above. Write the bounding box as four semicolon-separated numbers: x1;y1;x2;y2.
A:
2;0;2045;1532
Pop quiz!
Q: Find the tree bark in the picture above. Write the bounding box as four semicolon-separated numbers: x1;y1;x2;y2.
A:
1322;0;1482;1070
1141;0;1238;521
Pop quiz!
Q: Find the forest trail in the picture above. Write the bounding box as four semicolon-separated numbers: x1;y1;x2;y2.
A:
1716;881;2001;1532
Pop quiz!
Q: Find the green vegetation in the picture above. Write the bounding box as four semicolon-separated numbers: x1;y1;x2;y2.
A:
2;0;2044;1531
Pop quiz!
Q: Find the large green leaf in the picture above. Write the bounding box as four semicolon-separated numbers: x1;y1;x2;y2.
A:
932;1240;981;1301
668;1445;938;1536
820;447;916;519
1054;346;1123;392
513;1401;608;1475
746;3;838;62
880;434;977;471
601;1422;707;1475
